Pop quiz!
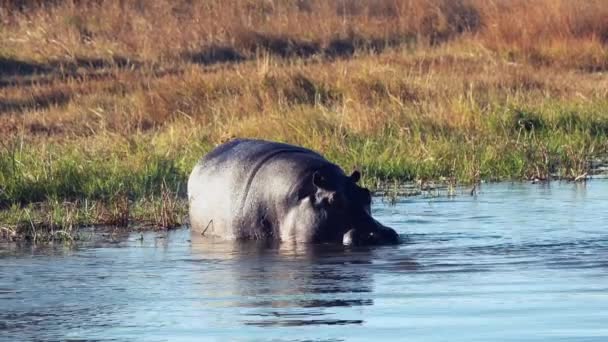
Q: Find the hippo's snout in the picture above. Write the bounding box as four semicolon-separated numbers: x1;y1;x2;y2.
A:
343;226;400;246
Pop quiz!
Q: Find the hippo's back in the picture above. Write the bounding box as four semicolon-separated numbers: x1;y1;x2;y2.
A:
199;139;324;171
187;139;329;238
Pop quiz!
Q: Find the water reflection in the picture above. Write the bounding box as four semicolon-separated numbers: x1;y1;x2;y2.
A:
189;236;389;327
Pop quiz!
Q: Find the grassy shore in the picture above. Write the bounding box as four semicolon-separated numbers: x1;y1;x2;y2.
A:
2;0;608;241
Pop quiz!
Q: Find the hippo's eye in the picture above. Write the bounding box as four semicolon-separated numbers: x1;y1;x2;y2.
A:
315;191;345;210
314;191;331;208
320;197;331;207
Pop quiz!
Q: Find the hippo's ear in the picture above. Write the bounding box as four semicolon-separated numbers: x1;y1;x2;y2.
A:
349;170;361;183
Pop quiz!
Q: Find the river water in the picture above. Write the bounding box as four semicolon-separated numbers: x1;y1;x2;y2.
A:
1;181;608;341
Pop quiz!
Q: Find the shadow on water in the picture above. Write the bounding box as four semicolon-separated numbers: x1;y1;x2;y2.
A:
0;230;413;340
189;235;413;328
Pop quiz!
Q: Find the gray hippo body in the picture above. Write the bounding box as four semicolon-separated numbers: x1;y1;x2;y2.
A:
187;139;399;245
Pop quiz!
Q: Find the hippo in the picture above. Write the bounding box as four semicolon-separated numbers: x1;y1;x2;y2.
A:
187;139;400;246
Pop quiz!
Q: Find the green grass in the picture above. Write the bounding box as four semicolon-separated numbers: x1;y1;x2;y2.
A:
2;93;606;242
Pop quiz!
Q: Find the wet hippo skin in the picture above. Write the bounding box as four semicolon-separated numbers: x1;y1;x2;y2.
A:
187;138;399;246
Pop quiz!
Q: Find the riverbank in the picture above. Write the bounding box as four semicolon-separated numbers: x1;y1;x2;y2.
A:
2;0;608;241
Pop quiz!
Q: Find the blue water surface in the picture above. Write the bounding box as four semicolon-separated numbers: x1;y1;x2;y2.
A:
1;181;607;341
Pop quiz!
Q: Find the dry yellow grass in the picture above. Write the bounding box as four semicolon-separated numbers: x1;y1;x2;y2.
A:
2;0;607;64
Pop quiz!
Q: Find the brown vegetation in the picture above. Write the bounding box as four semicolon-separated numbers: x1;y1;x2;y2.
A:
2;0;608;65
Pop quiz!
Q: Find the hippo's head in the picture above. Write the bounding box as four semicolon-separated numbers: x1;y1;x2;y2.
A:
300;167;399;246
